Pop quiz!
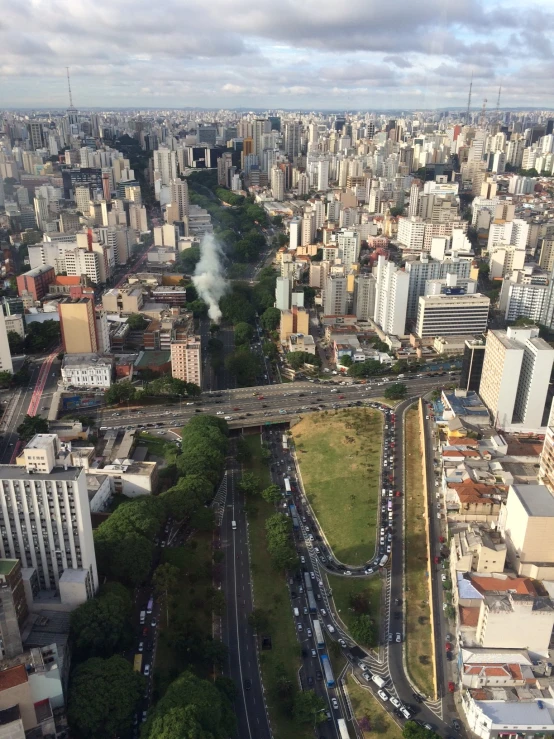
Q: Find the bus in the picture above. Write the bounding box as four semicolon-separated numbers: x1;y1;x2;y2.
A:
133;654;143;673
282;434;288;451
321;654;335;687
313;619;325;649
337;718;351;739
289;504;300;530
284;477;292;496
303;572;317;613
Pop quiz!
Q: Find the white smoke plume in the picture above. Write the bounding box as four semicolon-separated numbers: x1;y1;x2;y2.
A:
192;233;227;323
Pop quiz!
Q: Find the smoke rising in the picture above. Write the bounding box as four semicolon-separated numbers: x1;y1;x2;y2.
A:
192;234;227;323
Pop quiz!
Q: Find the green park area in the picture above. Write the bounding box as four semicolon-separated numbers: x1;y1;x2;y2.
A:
404;407;435;698
347;673;403;739
292;408;383;565
327;573;382;649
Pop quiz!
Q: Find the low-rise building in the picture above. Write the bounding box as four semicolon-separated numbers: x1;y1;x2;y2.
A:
462;690;554;739
61;353;113;389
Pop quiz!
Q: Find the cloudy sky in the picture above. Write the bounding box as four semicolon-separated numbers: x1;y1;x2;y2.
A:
1;0;554;110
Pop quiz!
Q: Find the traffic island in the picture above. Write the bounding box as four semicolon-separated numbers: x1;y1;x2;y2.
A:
404;404;436;699
346;672;403;739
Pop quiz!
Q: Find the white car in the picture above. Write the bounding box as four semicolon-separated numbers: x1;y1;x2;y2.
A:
216;411;224;415
320;608;327;617
331;698;339;710
338;638;347;648
300;556;305;564
327;624;335;633
345;570;352;576
390;696;401;709
441;574;447;582
377;690;389;702
307;628;312;637
297;623;303;632
144;664;150;676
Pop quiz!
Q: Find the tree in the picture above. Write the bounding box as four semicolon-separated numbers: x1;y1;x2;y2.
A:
262;340;278;360
127;313;149;330
7;331;24;355
261;484;282;504
403;719;440;739
260;307;281;332
239;472;261;496
225;349;261;387
67;655;144;739
234;321;254;347
248;608;270;631
104;380;137;406
162;475;214;520
384;383;407;400
350;614;377;647
24;320;60;353
390;206;404;217
0;371;12;388
70;588;132;663
153;563;180;626
17;414;48;441
287;351;320;370
340;354;353;367
293;690;326;724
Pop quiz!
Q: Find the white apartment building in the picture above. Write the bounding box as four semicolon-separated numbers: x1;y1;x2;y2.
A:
373;255;409;336
416;293;490;337
0;434;98;595
170;334;202;387
275;277;292;311
405;254;472;320
154;147;177;186
463;694;554;739
323;274;347;316
489;243;526;279
61;354;113;389
488;218;529;252
336;230;360;270
289;217;302;250
353;274;376;322
169;178;189;220
270;166;284;201
301;210;316;246
500;280;549;323
317;159;329;191
397;216;426;250
479;326;554;431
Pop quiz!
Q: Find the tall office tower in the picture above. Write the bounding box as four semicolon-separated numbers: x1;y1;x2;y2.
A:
170;331;202;387
27;122;44;150
337;230;360;270
253;119;270;160
0;434;98;595
405;254;472;320
408;180;422;216
197;124;217;146
154;147;177;186
283;121;302;160
58;297;98;354
0;310;13;374
75;185;91;214
270;166;285;201
468;130;487;163
373;255;410;336
323;274;347;315
275;277;292;311
297;172;309;196
33;193;50;231
312;200;326;230
415;292;490;337
317;158;329;191
479;326;554;430
217;152;233;187
353;274;377;321
170;178;189;220
289;217;302;250
301;210;316;246
459;337;486;392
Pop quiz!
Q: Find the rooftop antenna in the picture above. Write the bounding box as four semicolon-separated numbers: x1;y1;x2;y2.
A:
480;98;488;128
66;66;74;108
466;72;473;125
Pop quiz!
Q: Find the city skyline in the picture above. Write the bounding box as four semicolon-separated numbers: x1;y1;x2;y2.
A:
2;0;554;110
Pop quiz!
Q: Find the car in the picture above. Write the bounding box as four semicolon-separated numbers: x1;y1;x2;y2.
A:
320;608;327;617
316;670;322;681
394;598;402;606
423;723;433;731
300;556;305;563
388;633;393;642
244;678;252;690
142;627;148;637
303;606;309;615
446;633;452;641
441;574;448;582
307;628;312;637
331;698;339;710
412;692;423;703
216;411;224;415
365;567;374;575
338;638;347;648
138;641;144;652
390;696;401;709
452;719;461;731
297;624;303;632
326;624;335;633
445;642;452;652
434;555;440;564
396;633;402;643
144;664;150;676
377;690;389;702
345;570;352;576
448;681;455;693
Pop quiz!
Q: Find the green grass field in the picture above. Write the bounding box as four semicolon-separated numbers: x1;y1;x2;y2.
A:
137;431;174;458
292;408;383;565
326;573;382;635
242;434;312;739
347;673;403;738
404;407;435;698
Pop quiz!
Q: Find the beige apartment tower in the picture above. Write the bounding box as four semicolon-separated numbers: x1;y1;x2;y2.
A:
170;332;202;387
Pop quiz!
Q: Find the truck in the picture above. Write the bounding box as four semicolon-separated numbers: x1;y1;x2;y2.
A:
139;610;146;625
133;654;143;673
372;674;386;688
282;434;288;451
337;718;351;739
321;654;335;687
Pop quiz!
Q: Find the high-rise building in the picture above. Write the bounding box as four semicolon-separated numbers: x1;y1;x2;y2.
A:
283;121;302;160
301;210;316;246
58;297;98;354
154;147;177;186
170;179;189;221
253;119;270;160
323;274;347;315
27;122;44;151
280;307;309;342
0;434;98;596
479;326;554;430
373;255;410;336
459;337;487;392
275;277;292;311
317;159;329;191
16;266;55;302
353;274;376;322
270;166;285;201
289;217;302;249
170;330;201;387
217;152;233;187
337;230;360;271
74;185;91;214
0;310;12;375
405;254;472;320
415;293;490;337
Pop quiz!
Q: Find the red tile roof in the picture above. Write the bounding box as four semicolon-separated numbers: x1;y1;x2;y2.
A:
0;666;28;691
460;606;480;627
471;576;536;595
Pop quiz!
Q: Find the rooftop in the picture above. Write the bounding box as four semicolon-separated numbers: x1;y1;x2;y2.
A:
511;484;554;518
0;464;82;482
62;353;113;367
473;698;554;727
0;560;18;576
0;665;27;691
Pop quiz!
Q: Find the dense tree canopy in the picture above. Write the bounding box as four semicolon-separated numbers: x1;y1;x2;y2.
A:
17;414;48;441
225;349;262;387
384;383;407;400
260;307;281;332
70;584;132;662
265;513;297;570
234;321;254;347
287;351;321;370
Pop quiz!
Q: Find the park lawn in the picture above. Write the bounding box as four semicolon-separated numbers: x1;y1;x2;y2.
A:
292;408;383;565
347;673;403;739
326;573;382;636
137;431;174;458
243;434;312;739
404;407;435;698
154;533;214;698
